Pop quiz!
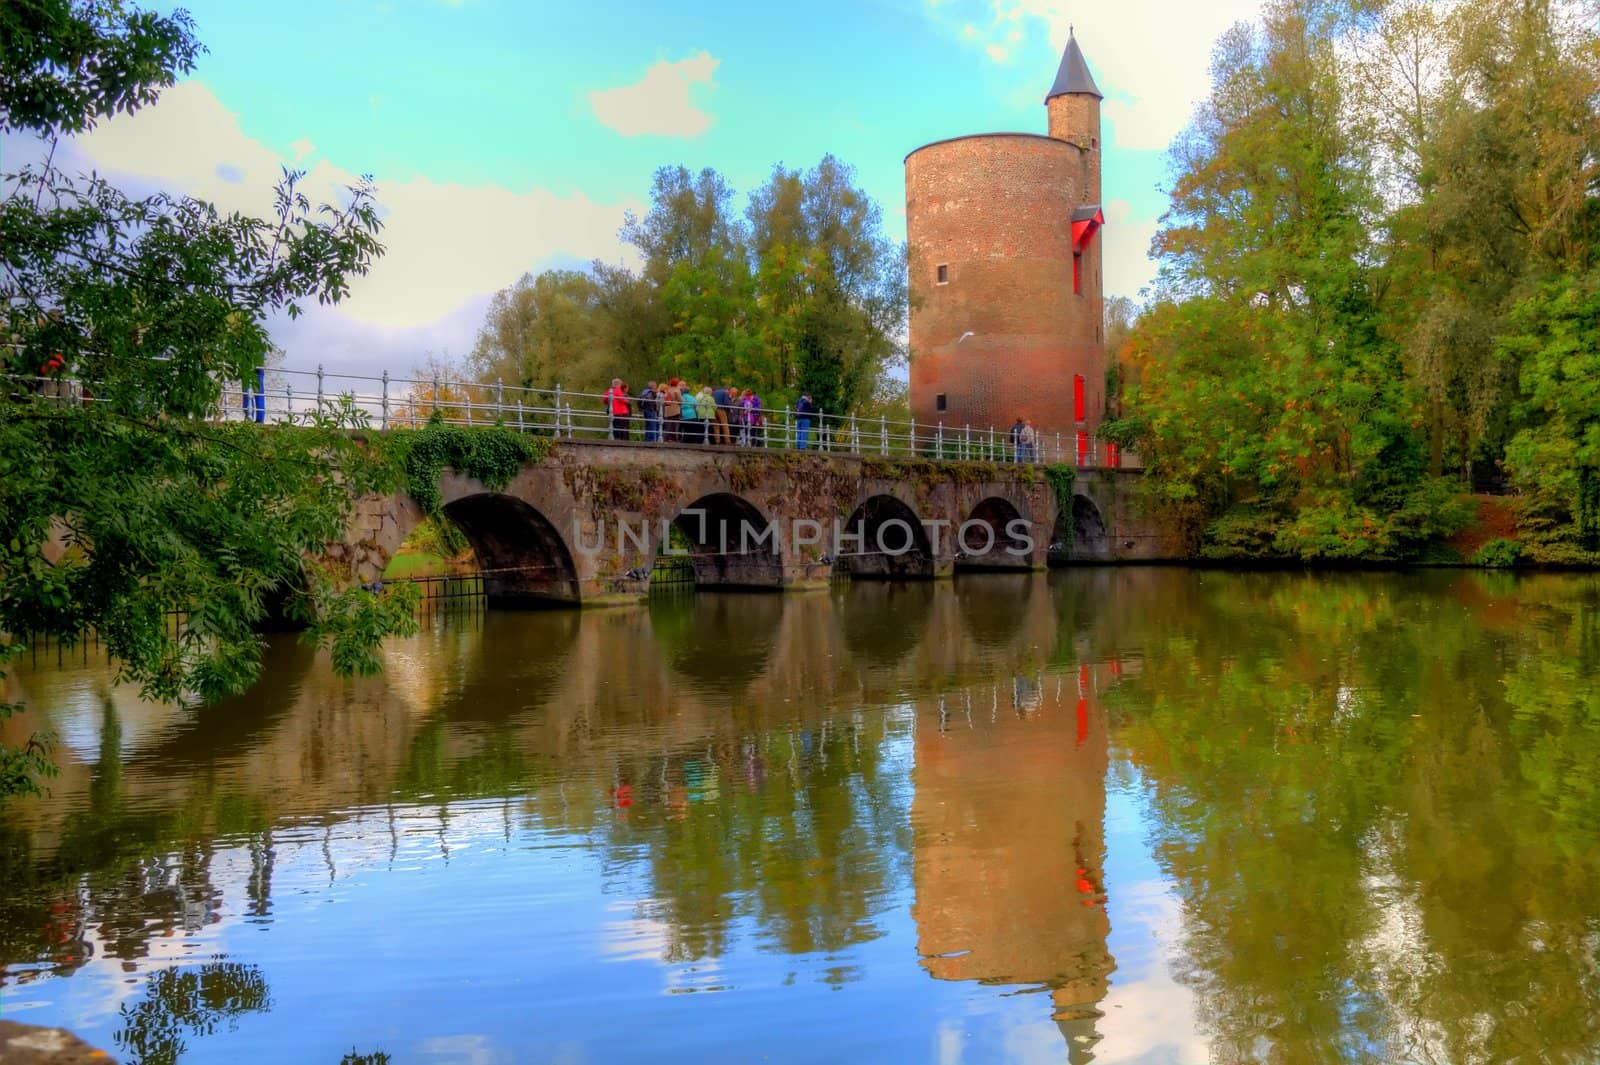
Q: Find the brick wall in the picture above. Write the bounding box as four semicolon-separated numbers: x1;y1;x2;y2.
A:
905;118;1105;443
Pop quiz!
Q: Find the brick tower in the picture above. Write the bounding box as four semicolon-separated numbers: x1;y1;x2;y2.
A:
905;31;1105;457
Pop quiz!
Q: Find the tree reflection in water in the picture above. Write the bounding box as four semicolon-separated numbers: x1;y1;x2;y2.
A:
1108;570;1600;1064
114;958;269;1065
2;571;1599;1063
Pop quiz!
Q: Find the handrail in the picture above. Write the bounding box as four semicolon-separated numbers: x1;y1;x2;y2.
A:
2;366;1140;470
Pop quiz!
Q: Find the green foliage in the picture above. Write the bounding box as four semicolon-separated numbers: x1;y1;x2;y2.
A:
388;413;552;516
1201;509;1286;560
1503;270;1600;559
1471;538;1526;568
0;5;420;798
1122;0;1599;562
0;0;202;135
1096;415;1145;450
1043;463;1076;513
0;647;56;798
466;156;906;415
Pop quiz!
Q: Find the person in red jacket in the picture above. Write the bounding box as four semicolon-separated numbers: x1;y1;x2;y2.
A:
603;379;632;440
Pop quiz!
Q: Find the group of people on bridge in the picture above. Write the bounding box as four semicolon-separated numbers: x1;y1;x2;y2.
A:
602;379;820;449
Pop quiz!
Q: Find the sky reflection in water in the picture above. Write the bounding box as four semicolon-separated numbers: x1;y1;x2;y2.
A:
2;569;1598;1064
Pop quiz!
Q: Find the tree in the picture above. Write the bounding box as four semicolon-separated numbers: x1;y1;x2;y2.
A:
463;155;907;414
745;155;907;414
1502;270;1600;559
468;269;611;391
0;2;418;797
620;165;741;287
1123;0;1475;559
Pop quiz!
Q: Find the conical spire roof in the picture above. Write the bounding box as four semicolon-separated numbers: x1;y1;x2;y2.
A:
1045;30;1102;101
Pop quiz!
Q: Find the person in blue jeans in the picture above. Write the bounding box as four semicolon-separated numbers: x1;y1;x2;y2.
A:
639;381;662;441
795;392;816;450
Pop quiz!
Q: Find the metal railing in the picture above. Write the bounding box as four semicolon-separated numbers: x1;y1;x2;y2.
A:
6;365;1139;469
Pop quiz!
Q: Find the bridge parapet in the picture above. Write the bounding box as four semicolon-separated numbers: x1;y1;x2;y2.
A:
326;440;1165;607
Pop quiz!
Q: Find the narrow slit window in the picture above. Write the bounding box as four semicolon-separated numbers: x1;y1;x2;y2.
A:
1073;253;1082;295
936;264;949;285
935;393;948;413
1073;374;1086;422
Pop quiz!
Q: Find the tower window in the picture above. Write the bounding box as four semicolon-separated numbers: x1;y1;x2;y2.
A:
935;393;948;413
936;264;949;285
1073;253;1082;295
1091;137;1097;148
1074;375;1086;422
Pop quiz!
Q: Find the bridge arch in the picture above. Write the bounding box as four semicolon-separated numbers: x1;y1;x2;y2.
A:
956;495;1033;571
837;494;935;579
656;492;784;590
428;493;581;606
1049;492;1109;564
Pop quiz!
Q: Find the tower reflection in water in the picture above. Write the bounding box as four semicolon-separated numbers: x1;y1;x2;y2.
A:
3;575;1132;1060
912;662;1120;1063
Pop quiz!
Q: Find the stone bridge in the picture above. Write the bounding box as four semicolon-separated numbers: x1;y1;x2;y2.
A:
327;441;1166;607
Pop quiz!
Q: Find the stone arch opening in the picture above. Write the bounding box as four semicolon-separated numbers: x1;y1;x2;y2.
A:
1050;494;1108;563
957;496;1033;571
839;582;934;665
657;493;784;590
837;494;934;579
653;593;786;684
435;493;581;606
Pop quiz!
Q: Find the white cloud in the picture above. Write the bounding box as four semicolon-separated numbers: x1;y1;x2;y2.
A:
589;52;720;138
985;43;1009;63
1103;199;1159;301
65;80;640;375
946;0;1264;151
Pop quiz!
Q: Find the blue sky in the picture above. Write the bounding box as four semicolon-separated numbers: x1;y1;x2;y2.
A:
21;0;1263;376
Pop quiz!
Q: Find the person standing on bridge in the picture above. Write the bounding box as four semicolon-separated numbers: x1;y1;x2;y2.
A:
795;392;816;450
640;381;662;442
697;385;716;445
662;379;683;442
1009;416;1025;463
604;379;632;441
680;383;699;444
1018;418;1038;464
711;382;733;446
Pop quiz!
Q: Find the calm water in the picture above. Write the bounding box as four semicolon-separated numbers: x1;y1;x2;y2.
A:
3;569;1599;1064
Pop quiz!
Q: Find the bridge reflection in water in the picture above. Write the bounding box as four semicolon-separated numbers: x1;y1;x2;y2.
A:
20;569;1600;1063
1;572;1134;1061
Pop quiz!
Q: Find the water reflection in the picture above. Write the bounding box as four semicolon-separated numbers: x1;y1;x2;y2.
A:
912;665;1115;1063
1;570;1598;1063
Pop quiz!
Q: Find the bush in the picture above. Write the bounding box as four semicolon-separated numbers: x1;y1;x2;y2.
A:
1201;509;1286;559
1273;497;1395;561
1470;538;1526;568
1389;478;1476;547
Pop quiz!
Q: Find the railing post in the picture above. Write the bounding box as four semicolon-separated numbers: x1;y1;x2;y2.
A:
909;415;916;457
496;377;504;421
516;397;525;432
964;424;971;460
432;374;441;418
380;370;389;430
880;414;887;456
316;363;325;416
937;421;944;459
991;426;997;463
850;413;858;454
285;383;293;418
554;384;563;437
1056;431;1062;464
465;388;473;425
